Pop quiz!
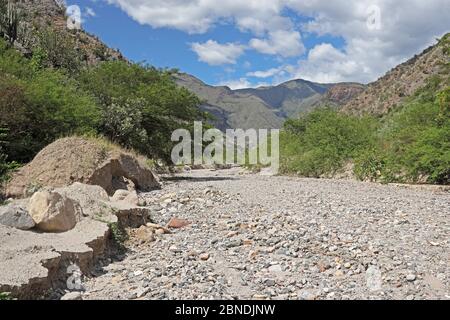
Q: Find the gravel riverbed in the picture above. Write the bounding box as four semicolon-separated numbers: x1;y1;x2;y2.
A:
83;169;449;300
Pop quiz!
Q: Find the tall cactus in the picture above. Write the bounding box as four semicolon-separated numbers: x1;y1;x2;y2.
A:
0;0;20;44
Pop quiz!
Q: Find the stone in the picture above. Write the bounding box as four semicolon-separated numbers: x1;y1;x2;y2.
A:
55;183;109;218
268;265;283;273
60;292;82;300
135;226;154;243
111;189;132;202
0;203;35;230
264;279;276;286
6;137;160;198
111;190;139;206
406;274;417;282
199;253;210;261
29;190;82;232
146;223;171;234
167;217;190;229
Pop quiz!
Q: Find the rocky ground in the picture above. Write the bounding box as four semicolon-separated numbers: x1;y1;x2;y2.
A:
82;168;449;300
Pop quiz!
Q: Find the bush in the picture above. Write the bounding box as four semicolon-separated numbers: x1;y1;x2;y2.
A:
78;61;208;162
280;108;377;177
281;77;450;184
0;38;100;162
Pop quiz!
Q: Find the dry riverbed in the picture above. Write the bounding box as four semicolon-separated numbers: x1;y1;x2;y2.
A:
83;168;449;300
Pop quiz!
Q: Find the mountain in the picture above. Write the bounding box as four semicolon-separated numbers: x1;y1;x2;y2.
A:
342;33;450;115
1;0;123;65
174;73;364;130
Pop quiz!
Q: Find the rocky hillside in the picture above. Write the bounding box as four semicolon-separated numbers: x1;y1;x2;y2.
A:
175;73;363;130
342;33;450;115
0;0;123;65
314;83;366;108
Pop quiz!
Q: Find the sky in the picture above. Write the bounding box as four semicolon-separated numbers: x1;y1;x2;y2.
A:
66;0;449;89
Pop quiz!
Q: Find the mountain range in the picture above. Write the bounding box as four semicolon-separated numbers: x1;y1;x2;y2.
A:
174;73;365;130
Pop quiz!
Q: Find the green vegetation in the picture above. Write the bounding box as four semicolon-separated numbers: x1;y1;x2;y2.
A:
0;292;13;300
0;36;207;184
77;61;208;162
281;76;450;184
281;108;377;177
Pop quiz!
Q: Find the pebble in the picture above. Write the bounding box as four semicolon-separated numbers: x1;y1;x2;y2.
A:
81;168;450;300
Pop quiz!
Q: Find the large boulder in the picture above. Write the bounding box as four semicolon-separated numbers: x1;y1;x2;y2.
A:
6;137;160;198
54;183;110;218
29;190;82;232
0;202;35;230
110;189;139;206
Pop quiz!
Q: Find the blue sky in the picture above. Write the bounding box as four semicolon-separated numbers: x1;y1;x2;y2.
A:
67;0;449;89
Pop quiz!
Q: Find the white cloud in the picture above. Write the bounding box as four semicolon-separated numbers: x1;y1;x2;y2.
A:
105;0;450;83
247;67;286;78
191;40;246;66
285;0;450;83
249;30;305;57
85;7;96;17
217;78;271;89
217;78;252;90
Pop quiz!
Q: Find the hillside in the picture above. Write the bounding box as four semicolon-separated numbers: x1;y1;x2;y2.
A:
0;0;123;66
342;34;450;115
175;73;363;130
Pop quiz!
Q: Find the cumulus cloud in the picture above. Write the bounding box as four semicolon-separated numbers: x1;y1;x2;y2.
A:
246;67;286;79
286;0;450;83
191;40;246;66
105;0;450;83
249;30;305;57
217;78;252;90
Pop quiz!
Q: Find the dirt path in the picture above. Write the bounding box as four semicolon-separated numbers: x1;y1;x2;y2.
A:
83;168;450;300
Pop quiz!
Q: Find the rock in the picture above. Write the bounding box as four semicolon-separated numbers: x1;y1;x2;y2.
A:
264;279;276;286
167;217;190;229
406;274;417;282
57;183;152;227
111;189;139;206
135;226;154;243
155;228;165;235
365;265;382;291
0;203;35;230
55;183;109;218
111;189;131;202
298;290;317;300
60;292;82;300
146;223;171;234
199;253;210;261
268;265;283;273
29;190;82;232
6;137;160;198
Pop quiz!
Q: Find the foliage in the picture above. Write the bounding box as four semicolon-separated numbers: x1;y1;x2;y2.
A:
0;292;13;300
281;76;450;184
280;108;377;177
78;61;208;162
0;127;19;184
32;27;82;74
0;38;100;162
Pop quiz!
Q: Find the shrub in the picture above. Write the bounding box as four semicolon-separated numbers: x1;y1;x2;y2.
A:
78;61;208;162
280;108;377;177
0;39;100;162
